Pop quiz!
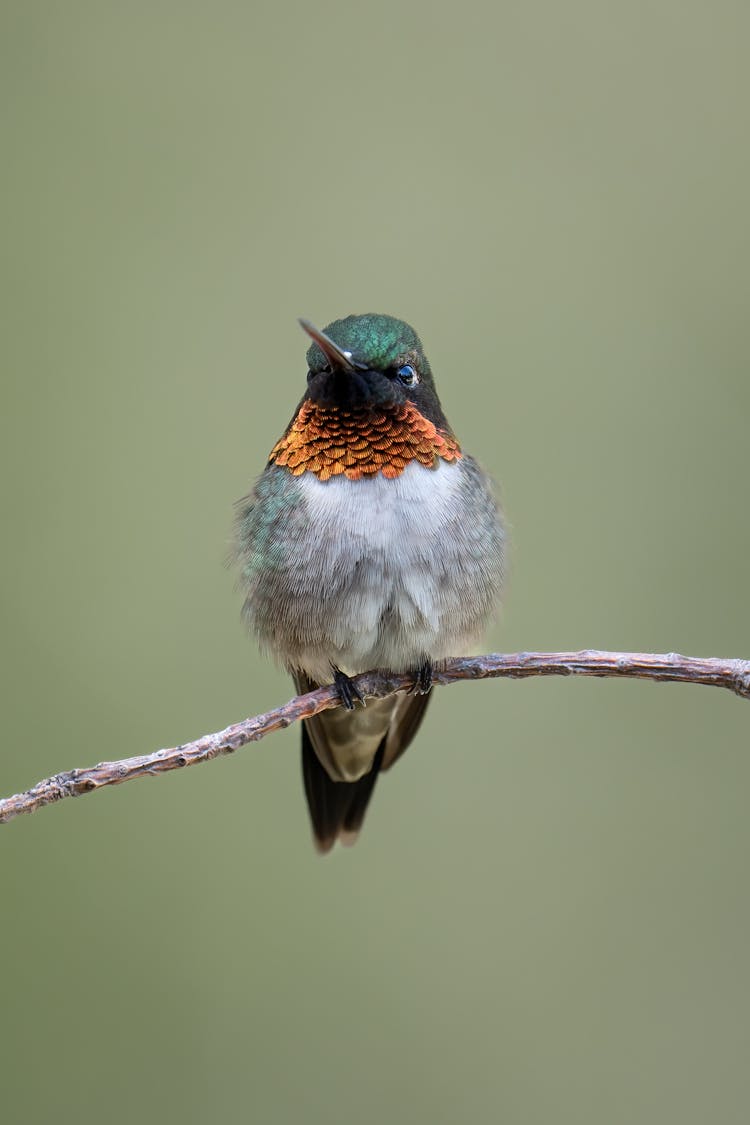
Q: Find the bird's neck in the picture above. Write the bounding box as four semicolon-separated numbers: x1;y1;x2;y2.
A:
269;401;461;482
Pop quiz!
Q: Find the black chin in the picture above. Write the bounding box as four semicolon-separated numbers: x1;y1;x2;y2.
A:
307;368;401;411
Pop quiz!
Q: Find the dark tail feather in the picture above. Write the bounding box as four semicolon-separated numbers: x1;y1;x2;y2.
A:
301;722;386;854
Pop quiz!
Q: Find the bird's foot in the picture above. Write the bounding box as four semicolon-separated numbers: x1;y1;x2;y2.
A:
332;665;366;711
410;660;433;695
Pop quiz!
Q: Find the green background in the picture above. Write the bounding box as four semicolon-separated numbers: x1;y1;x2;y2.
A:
3;2;749;1122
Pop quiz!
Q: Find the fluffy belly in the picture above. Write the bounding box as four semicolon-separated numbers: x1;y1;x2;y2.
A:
242;458;505;684
292;581;468;683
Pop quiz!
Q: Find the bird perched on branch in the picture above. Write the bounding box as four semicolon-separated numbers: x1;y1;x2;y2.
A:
235;314;506;852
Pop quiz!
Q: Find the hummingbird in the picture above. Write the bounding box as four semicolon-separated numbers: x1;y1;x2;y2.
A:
235;314;506;852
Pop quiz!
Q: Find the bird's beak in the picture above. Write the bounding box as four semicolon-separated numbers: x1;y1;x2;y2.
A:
298;318;365;372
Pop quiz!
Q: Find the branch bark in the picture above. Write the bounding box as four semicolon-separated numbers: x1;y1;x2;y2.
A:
2;650;749;826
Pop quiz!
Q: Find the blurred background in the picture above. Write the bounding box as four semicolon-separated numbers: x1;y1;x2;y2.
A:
3;2;749;1122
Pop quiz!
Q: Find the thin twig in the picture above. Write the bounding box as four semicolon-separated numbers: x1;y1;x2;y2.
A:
2;650;749;826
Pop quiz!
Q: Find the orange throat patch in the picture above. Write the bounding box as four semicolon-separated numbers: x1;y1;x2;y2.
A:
269;401;462;481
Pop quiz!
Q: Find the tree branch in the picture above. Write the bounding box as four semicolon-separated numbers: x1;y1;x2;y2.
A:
2;650;749;826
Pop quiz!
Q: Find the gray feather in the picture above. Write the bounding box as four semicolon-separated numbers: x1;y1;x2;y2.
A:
235;455;505;843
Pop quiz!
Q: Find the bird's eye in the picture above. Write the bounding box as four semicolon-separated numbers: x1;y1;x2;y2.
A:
396;364;419;386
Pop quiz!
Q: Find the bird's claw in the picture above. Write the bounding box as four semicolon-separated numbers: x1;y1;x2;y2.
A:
410;660;433;695
332;666;366;711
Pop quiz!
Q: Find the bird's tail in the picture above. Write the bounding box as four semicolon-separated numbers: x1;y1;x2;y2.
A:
301;722;386;854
